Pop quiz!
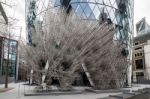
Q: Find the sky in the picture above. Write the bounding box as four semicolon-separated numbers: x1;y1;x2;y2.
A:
1;0;150;39
134;0;150;25
134;0;150;36
1;0;26;40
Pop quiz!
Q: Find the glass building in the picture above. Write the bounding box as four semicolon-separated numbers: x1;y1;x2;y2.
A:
136;17;150;36
52;0;134;85
26;0;36;44
0;37;18;78
26;0;49;44
53;0;134;59
27;0;134;56
26;0;134;85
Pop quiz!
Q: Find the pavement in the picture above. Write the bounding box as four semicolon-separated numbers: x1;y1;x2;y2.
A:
0;88;14;93
0;83;150;99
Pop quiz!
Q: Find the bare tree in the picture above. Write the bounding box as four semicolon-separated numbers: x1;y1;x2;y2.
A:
20;7;128;90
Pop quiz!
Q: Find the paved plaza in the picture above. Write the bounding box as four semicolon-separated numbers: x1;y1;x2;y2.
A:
0;83;150;99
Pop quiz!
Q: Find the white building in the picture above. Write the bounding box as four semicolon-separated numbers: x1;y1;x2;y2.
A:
144;40;150;79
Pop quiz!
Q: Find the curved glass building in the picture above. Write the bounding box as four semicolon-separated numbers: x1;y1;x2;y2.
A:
53;0;133;45
52;0;134;85
26;0;134;86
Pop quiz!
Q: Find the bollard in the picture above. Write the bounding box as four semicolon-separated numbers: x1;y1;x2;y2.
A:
16;84;21;98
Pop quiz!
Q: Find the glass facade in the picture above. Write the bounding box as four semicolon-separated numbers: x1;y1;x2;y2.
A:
53;0;134;59
26;0;49;44
0;37;18;78
26;0;36;44
136;17;150;36
26;0;134;57
25;0;134;86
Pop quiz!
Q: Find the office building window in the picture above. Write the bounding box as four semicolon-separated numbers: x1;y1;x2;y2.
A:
135;59;144;69
134;42;139;45
135;47;142;50
135;52;143;57
136;72;144;78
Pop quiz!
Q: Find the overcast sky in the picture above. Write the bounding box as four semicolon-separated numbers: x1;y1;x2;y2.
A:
1;0;25;40
134;0;150;36
134;0;150;25
3;0;150;39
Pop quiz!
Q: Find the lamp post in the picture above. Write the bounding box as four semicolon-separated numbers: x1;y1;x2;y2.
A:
5;26;10;88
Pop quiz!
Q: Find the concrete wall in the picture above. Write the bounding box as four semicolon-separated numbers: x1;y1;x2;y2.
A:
0;76;14;84
144;44;150;79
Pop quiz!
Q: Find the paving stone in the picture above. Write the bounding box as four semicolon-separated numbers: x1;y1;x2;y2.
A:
0;88;13;93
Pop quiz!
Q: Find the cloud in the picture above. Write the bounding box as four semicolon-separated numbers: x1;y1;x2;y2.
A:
9;0;26;40
134;0;150;24
134;0;150;35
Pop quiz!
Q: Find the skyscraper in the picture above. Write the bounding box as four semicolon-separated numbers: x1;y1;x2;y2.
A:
27;0;134;54
53;0;134;51
26;0;134;86
52;0;134;85
136;17;150;36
